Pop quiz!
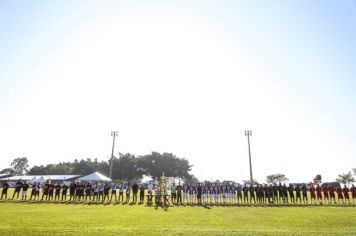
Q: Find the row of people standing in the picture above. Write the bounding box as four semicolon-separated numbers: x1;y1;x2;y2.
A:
1;180;356;205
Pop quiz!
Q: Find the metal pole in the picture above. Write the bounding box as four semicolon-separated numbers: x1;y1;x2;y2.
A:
110;131;118;179
245;130;253;185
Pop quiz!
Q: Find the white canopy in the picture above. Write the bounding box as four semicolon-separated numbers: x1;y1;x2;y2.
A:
78;172;111;182
28;176;37;183
36;176;46;183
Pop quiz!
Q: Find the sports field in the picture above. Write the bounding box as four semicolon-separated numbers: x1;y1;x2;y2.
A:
0;201;355;236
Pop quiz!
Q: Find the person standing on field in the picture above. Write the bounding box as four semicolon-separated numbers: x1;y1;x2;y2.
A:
125;183;131;203
176;182;182;204
322;185;329;205
118;182;125;203
139;184;145;203
343;185;350;204
170;183;177;203
12;180;23;200
197;183;202;205
21;181;29;200
54;182;61;201
110;182;117;203
301;184;308;203
61;182;68;201
132;182;139;203
1;181;9;200
30;182;37;200
351;184;356;204
336;186;343;204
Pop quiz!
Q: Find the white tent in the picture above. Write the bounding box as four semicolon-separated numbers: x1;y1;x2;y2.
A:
78;172;111;182
28;176;37;183
36;176;47;183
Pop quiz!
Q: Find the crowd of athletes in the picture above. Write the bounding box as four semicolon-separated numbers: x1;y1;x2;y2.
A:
1;180;356;205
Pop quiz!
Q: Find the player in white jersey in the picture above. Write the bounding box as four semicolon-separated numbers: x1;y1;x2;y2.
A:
183;184;189;203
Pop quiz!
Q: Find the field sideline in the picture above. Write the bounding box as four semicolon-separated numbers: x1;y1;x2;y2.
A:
0;201;355;236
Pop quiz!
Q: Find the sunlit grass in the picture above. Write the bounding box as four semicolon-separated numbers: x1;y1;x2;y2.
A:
0;200;355;235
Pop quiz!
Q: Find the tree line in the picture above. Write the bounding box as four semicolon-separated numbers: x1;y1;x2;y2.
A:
0;152;195;182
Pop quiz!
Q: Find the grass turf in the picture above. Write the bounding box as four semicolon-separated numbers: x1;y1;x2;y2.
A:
0;201;355;235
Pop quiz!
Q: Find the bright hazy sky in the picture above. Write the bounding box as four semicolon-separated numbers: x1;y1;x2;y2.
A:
0;1;355;183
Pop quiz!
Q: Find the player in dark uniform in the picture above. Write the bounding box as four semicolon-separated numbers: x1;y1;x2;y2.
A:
249;185;256;204
322;185;329;205
139;184;145;204
132;183;139;203
48;182;54;201
61;182;68;201
197;183;202;205
176;182;182;205
267;184;273;203
272;185;278;203
236;184;243;204
328;185;336;204
255;185;262;204
281;184;288;203
310;184;316;204
316;184;322;204
302;184;308;203
30;182;37;200
12;180;23;200
84;182;92;202
35;183;41;200
277;184;282;203
343;185;350;204
1;181;9;200
69;181;76;201
21;181;29;200
242;184;249;204
336;186;343;204
41;182;49;201
102;182;110;202
288;184;295;204
351;184;356;204
54;183;61;201
295;185;301;203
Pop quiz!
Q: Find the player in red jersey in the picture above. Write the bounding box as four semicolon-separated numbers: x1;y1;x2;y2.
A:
309;184;316;204
316;184;322;204
322;185;329;205
342;185;350;204
351;184;356;204
328;185;336;204
336;186;343;204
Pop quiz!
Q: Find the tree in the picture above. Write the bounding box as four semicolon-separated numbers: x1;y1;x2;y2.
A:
336;172;355;187
183;174;199;185
137;152;192;179
112;153;143;181
353;168;356;176
11;157;29;175
313;174;322;184
0;168;15;175
242;179;258;185
266;174;289;185
27;165;48;175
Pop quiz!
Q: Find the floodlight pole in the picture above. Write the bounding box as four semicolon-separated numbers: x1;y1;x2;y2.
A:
110;131;118;179
245;130;253;185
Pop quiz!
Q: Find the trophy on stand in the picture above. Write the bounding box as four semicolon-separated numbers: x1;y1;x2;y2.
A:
155;172;168;206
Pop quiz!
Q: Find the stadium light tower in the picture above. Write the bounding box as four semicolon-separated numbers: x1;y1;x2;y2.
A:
109;131;118;179
245;130;253;185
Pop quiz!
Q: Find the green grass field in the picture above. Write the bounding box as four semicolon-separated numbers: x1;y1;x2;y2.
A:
0;200;355;236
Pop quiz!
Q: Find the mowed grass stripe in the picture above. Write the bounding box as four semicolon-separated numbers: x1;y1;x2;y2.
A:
0;202;355;235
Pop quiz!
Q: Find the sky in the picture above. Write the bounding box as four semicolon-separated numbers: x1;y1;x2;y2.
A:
0;0;355;183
